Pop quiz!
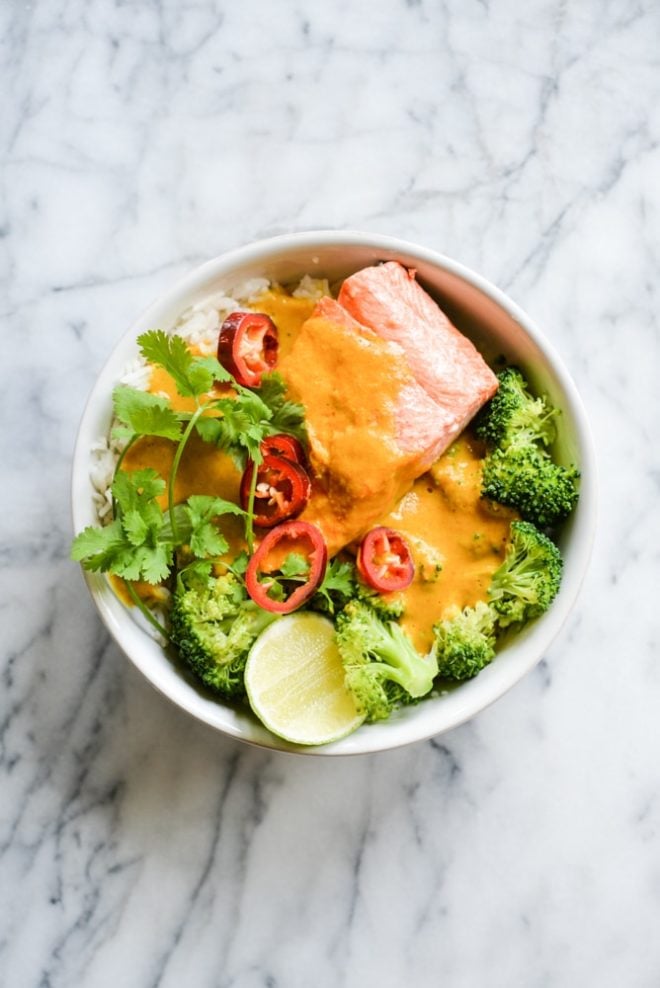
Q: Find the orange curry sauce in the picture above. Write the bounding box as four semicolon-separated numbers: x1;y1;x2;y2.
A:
120;287;513;652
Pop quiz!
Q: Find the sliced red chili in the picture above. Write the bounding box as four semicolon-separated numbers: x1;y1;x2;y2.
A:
240;454;311;528
217;311;278;387
260;433;306;467
357;527;415;593
246;521;328;614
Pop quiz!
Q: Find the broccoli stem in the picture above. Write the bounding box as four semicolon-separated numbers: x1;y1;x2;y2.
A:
375;623;436;697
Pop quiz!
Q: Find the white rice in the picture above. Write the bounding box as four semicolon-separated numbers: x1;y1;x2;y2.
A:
292;275;330;300
93;276;327;524
90;437;121;522
174;277;271;355
118;357;152;391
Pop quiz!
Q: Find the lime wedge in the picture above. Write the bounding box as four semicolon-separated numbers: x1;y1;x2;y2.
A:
245;613;364;746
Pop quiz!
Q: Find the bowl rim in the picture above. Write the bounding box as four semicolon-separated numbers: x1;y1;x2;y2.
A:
71;229;597;755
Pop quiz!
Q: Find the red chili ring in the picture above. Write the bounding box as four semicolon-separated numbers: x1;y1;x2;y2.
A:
246;521;328;614
260;433;307;467
357;527;415;593
217;311;278;388
240;454;311;528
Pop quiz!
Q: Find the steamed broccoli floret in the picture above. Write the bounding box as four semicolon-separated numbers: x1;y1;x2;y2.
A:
170;572;276;697
482;445;580;528
488;520;562;628
335;600;437;722
355;581;405;620
433;601;497;680
475;366;557;449
476;366;580;527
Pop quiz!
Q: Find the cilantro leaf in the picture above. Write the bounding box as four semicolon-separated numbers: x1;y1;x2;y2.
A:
262;578;287;602
176;559;214;591
318;558;356;596
194;417;247;471
112;386;182;442
230;550;249;576
259;373;307;442
70;520;127;571
106;543;172;584
197;392;272;467
192;357;233;391
137;331;230;397
112;468;165;515
122;509;149;546
182;495;244;559
253;551;313;604
192;528;229;559
280;552;311;578
311;558;357;614
134;544;172;584
186;494;245;523
70;517;174;584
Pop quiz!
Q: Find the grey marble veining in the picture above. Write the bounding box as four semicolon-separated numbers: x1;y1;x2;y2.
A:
2;1;660;985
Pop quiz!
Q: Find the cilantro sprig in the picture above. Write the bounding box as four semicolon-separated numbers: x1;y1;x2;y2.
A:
112;386;182;443
137;331;230;396
134;334;305;549
71;475;246;586
178;495;245;559
134;331;236;545
72;327;308;624
312;558;357;614
72;469;174;584
195;372;306;469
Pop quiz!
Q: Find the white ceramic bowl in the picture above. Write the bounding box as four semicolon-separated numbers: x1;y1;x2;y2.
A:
72;231;597;755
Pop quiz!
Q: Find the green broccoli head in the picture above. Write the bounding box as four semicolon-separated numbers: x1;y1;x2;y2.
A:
475;366;557;450
482;445;580;528
335;600;437;723
355;581;405;620
433;600;497;680
488;520;562;628
475;365;580;528
341;665;413;723
170;571;276;697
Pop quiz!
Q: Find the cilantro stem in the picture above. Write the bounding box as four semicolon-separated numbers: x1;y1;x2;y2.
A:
114;433;139;474
125;582;171;641
245;459;259;554
168;404;206;544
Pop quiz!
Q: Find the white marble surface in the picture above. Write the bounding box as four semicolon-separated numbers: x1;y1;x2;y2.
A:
2;1;660;985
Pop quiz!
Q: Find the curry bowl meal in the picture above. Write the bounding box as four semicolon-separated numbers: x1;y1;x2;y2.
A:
71;233;595;753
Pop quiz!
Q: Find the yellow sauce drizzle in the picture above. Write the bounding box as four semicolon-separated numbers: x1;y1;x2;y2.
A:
382;434;515;652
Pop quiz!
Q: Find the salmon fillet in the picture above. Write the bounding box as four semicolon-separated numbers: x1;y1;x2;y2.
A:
338;261;498;450
278;300;451;554
298;298;450;458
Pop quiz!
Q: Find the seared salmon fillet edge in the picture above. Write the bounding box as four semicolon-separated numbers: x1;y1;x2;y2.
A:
338;260;498;447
